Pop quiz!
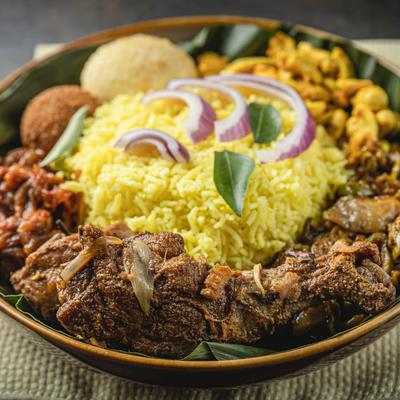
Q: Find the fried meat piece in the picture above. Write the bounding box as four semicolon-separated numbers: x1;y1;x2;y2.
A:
11;234;80;321
13;225;395;358
324;195;400;234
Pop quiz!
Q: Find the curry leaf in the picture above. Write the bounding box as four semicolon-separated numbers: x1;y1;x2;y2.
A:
183;342;214;361
248;103;281;144
184;342;274;361
180;24;276;60
39;105;88;167
214;150;255;217
220;24;273;60
206;342;274;360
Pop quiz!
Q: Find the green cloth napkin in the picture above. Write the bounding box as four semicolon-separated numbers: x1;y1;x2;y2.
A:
1;39;400;400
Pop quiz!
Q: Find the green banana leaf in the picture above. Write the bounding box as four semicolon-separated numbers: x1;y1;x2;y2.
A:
0;22;400;361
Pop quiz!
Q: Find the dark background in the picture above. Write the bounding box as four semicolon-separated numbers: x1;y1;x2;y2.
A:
0;0;399;79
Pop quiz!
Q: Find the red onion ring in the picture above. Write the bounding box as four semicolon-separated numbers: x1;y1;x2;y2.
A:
207;74;316;163
114;129;190;163
167;78;250;142
142;89;216;144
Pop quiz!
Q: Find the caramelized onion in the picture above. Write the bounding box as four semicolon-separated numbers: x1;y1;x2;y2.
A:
60;247;95;283
123;239;155;315
60;235;123;283
253;264;265;296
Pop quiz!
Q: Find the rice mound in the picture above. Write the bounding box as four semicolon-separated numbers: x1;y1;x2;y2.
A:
64;91;348;269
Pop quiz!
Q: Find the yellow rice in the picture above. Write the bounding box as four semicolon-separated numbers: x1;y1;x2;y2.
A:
64;89;348;269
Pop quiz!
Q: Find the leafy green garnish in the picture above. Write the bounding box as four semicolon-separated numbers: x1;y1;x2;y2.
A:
214;150;255;217
220;24;272;60
184;342;274;361
39;105;88;167
180;24;274;60
183;342;213;360
248;103;281;144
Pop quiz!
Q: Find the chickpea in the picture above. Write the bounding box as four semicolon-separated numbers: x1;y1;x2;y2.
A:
336;78;372;96
328;108;348;139
306;100;327;121
253;64;278;79
323;77;337;91
332;90;350;108
267;32;296;56
352;85;388;111
223;57;273;74
346;104;379;162
347;104;379;138
320;57;338;76
285;53;323;84
197;52;229;76
296;81;331;102
318;110;333;125
298;42;330;65
376;109;400;136
331;47;354;79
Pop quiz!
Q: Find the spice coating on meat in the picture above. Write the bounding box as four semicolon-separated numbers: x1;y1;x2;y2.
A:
15;225;395;358
11;234;80;321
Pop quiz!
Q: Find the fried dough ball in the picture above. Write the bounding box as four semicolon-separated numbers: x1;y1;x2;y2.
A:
80;34;198;100
20;85;100;153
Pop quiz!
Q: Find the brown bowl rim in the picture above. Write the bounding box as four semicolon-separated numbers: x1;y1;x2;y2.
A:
1;14;400;371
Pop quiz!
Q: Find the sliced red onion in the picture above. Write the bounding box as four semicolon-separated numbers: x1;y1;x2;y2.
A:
141;90;216;144
207;74;316;163
167;78;250;142
114;129;190;164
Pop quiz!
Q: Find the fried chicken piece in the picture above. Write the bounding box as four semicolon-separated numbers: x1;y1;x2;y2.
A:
12;225;395;358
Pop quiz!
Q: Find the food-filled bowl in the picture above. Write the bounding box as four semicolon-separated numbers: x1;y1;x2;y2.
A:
1;15;400;388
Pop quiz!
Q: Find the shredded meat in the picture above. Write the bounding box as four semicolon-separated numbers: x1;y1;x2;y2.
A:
11;225;395;358
0;148;80;278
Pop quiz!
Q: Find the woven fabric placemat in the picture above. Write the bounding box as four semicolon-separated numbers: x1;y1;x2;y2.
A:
1;39;400;400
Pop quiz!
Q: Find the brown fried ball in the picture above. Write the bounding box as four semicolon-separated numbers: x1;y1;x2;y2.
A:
20;85;100;153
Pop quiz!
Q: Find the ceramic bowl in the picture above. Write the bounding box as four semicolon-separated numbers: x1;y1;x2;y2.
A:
1;15;400;388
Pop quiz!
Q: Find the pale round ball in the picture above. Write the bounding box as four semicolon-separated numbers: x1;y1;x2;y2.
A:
81;34;198;100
